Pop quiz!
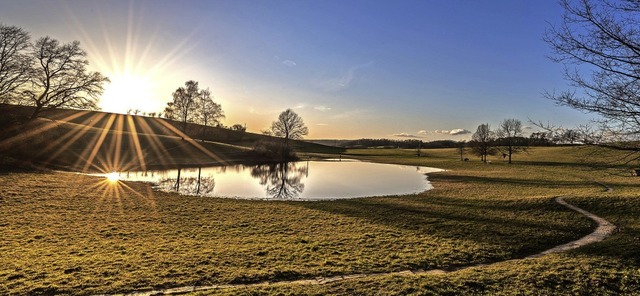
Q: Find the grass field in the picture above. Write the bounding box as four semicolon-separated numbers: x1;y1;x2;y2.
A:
1;147;639;295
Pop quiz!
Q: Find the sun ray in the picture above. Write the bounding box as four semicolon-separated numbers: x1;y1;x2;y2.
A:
125;115;147;171
78;113;117;172
133;116;173;168
0;111;90;151
108;114;125;171
154;119;227;164
41;113;108;165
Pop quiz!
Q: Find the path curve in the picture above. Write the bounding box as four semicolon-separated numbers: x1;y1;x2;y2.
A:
97;196;616;296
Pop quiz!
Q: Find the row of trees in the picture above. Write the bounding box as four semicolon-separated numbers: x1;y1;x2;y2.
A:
163;80;224;133
0;24;109;119
469;118;528;164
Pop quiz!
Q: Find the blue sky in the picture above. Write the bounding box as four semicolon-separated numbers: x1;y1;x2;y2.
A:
0;0;594;139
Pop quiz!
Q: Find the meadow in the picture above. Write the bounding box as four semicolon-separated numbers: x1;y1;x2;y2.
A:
2;146;639;295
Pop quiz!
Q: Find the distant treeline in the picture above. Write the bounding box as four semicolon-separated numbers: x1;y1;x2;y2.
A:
310;134;565;149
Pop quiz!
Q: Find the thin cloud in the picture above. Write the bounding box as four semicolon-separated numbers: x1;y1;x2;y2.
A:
314;61;374;92
449;128;471;135
314;105;332;112
316;123;329;126
331;108;369;119
282;60;296;67
424;129;471;135
393;133;419;138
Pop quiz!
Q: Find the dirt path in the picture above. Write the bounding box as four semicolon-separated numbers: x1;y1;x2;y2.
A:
97;195;617;296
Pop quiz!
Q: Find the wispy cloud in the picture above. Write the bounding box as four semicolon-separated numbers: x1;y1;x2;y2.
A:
449;128;471;135
393;133;419;138
274;56;297;67
314;105;332;112
316;123;329;126
282;60;296;67
331;108;369;119
314;61;374;92
423;129;471;135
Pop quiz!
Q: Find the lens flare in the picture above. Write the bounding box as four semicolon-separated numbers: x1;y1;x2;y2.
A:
105;172;120;183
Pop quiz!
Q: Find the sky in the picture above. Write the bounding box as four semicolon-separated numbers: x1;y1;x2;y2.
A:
0;0;596;140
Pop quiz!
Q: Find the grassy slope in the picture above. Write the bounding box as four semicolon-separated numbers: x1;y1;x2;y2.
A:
2;147;639;295
0;104;343;171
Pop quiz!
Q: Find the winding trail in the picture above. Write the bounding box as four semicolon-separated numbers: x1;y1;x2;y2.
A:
98;194;617;296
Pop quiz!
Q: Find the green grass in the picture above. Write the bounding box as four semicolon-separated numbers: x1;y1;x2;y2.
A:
2;146;639;295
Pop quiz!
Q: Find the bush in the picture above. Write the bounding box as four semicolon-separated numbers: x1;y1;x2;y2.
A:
252;140;295;160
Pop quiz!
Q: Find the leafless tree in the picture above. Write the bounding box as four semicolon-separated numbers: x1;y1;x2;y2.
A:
470;123;496;163
496;118;527;163
271;108;308;141
544;0;640;144
196;88;224;138
457;140;466;161
23;36;109;119
0;24;32;103
168;80;199;131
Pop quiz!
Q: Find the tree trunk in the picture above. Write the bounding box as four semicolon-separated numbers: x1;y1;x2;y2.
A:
30;105;43;119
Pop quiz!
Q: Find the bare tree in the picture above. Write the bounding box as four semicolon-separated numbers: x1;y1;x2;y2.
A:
167;80;199;131
23;37;108;119
271;109;308;141
196;88;224;138
470;123;496;163
496;118;527;163
0;24;32;103
457;140;466;161
544;0;640;143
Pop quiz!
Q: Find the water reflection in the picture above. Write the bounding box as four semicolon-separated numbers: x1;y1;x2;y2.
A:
250;162;308;199
104;160;441;200
156;167;217;196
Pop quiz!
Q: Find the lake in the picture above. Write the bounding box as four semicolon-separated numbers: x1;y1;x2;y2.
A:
105;159;442;200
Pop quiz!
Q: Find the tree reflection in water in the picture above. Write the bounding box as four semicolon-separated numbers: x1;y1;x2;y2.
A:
157;167;216;196
251;162;308;199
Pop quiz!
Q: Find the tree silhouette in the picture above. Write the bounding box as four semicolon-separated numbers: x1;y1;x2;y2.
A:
271;109;308;141
24;37;109;119
545;0;640;143
496;118;527;163
470;123;496;163
0;24;31;103
196;88;224;138
168;80;200;131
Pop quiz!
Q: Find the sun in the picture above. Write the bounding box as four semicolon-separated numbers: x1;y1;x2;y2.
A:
105;172;121;183
100;74;160;114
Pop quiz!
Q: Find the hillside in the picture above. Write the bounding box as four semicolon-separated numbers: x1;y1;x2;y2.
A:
0;104;344;171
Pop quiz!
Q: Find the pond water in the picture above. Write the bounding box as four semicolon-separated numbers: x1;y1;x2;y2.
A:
106;160;442;200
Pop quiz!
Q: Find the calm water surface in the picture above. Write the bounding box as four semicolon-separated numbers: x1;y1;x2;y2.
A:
109;160;442;200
